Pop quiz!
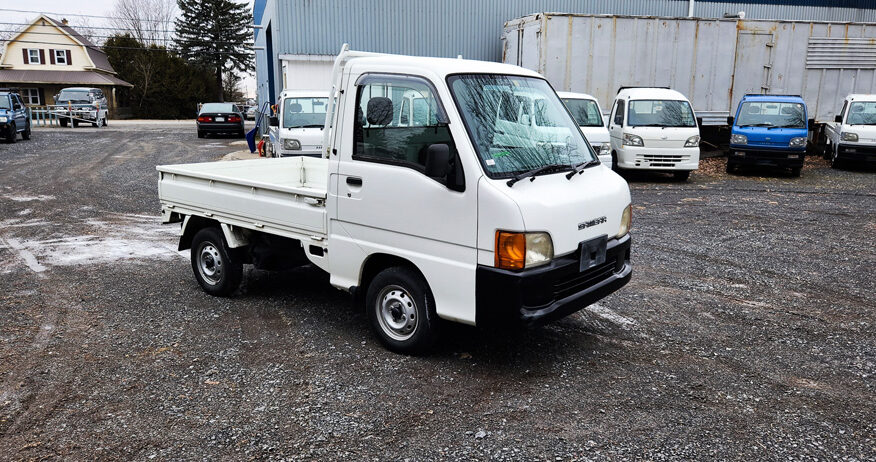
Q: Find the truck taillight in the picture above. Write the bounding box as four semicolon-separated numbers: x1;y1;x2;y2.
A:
197;116;212;122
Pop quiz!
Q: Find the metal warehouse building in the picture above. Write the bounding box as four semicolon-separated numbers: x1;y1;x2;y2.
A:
252;0;876;108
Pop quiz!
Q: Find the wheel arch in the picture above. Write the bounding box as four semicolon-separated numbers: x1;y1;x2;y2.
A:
178;215;219;251
356;253;427;302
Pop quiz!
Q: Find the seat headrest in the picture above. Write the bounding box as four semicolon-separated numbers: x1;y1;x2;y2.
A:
851;105;865;113
367;97;393;125
748;105;761;114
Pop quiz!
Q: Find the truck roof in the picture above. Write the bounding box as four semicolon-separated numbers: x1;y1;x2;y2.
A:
741;94;805;104
347;54;542;80
557;91;597;101
616;87;689;102
845;93;876;102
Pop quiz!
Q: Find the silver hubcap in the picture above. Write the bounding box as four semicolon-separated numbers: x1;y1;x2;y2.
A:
376;285;418;341
197;242;223;285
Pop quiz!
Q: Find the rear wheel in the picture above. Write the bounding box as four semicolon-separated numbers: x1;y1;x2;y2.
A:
22;122;31;140
673;170;690;181
72;119;79;128
59;118;68;127
102;117;108;127
366;266;439;354
198;130;205;138
190;227;243;297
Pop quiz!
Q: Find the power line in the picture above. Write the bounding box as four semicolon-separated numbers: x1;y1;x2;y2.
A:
0;28;254;46
0;21;178;34
9;38;256;56
0;8;175;23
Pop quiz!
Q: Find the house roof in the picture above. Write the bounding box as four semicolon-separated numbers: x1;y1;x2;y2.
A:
45;17;116;74
0;69;133;87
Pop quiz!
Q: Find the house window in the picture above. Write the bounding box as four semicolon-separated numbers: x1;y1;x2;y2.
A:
54;49;67;65
21;88;41;105
27;49;42;64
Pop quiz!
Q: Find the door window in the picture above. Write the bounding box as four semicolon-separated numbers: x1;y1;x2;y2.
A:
353;74;454;170
613;100;625;126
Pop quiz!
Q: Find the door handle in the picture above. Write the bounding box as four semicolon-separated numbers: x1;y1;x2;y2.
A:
346;177;363;186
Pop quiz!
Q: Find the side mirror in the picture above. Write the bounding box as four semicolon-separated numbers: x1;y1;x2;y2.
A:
268;116;279;127
696;117;703;127
424;143;451;179
727;116;734;126
835;114;842;123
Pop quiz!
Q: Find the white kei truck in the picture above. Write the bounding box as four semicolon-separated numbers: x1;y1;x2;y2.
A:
268;89;330;157
157;45;633;353
824;94;876;169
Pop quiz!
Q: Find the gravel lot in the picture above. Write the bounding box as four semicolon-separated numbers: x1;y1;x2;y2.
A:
1;123;874;461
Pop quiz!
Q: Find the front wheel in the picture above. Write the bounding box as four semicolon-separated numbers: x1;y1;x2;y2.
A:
190;227;243;297
72;119;79;128
673;170;690;181
725;162;735;174
790;167;802;177
611;151;620;173
5;123;15;143
366;266;439;354
59;118;68;127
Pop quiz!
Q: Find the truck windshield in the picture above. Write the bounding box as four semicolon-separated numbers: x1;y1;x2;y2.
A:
737;101;805;128
562;98;604;127
283;97;328;128
846;101;876;125
628;100;696;127
56;90;90;102
448;74;596;178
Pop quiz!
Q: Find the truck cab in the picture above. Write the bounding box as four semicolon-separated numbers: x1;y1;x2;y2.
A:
270;90;329;157
159;46;633;353
825;94;876;169
0;91;31;143
558;91;612;169
727;94;808;177
608;87;700;181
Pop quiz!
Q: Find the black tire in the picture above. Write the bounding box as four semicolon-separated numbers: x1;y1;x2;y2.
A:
673;170;690;181
366;266;439;354
238;129;246;138
611;151;620;173
198;130;205;138
190;227;243;297
790;167;802;177
73;119;79;128
6;123;15;143
22;122;30;140
725;161;735;174
103;117;108;127
92;121;99;127
59;118;68;127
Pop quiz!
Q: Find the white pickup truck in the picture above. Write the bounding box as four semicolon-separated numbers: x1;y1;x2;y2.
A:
158;46;633;353
824;94;876;169
268;89;329;157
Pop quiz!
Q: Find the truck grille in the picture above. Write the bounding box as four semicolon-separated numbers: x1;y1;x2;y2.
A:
636;154;688;168
552;254;624;301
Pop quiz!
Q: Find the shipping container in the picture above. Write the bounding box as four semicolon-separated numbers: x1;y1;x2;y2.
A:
503;13;876;125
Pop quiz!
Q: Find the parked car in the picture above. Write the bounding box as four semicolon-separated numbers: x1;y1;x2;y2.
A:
608;87;700;181
54;87;108;127
727;94;808;176
268;90;328;157
245;105;257;120
558;91;612;169
197;103;245;138
158;46;633;353
0;91;31;143
824;94;876;169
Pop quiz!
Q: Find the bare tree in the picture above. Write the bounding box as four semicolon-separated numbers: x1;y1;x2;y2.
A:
109;0;177;46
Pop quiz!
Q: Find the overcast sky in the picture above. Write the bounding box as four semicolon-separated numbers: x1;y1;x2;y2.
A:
3;0;257;97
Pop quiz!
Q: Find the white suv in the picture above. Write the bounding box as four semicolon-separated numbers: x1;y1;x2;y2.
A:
608;87;700;181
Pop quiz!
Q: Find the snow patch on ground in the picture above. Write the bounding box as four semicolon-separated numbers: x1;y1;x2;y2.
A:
4;195;56;202
583;303;637;328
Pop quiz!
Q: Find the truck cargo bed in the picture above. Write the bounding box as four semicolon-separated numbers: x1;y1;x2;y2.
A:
157;157;328;240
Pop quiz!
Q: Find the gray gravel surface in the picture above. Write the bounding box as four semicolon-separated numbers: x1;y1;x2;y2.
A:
1;124;874;461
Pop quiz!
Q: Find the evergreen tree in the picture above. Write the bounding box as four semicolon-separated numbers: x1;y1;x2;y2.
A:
174;0;252;101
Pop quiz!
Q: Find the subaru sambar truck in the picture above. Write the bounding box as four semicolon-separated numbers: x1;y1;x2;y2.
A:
825;94;876;169
727;94;808;177
157;45;633;353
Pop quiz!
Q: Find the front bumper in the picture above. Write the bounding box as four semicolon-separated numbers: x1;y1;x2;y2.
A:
728;145;805;168
616;146;700;171
836;143;876;165
476;234;631;326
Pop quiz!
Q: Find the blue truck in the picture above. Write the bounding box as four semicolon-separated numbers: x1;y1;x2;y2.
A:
0;91;31;143
726;94;808;177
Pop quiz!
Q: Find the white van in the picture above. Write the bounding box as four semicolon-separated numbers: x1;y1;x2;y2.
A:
608;87;700;180
558;91;612;168
825;93;876;169
270;90;329;157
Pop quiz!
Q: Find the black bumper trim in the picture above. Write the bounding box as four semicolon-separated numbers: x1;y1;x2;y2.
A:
836;144;876;164
476;234;631;326
728;147;805;168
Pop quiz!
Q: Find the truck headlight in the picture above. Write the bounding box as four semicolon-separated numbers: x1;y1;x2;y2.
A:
789;137;807;147
495;231;553;270
0;116;6;122
622;133;643;147
684;135;701;147
730;134;748;145
617;204;632;238
841;132;858;142
283;139;301;150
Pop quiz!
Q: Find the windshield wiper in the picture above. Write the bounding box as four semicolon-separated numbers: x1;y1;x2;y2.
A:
739;123;774;128
565;159;600;179
288;124;324;129
631;124;665;127
506;164;572;187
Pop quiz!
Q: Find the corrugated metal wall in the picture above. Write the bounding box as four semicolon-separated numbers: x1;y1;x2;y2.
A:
269;0;876;61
